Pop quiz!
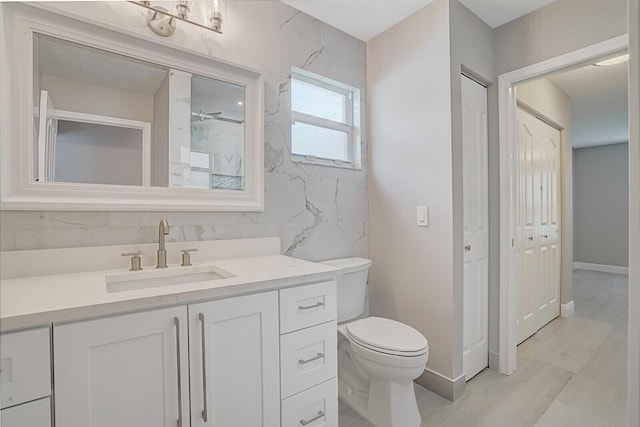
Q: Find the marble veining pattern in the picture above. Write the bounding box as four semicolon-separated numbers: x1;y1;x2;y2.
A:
0;1;368;263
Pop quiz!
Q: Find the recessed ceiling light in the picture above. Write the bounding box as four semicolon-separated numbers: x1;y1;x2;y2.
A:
237;101;243;106
594;54;629;67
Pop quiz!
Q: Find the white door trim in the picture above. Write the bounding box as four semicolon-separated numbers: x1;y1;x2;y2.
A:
498;34;629;375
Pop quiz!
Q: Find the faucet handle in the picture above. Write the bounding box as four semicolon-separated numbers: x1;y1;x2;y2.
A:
122;251;143;271
181;248;198;267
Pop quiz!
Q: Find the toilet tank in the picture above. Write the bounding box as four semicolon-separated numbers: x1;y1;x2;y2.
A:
320;257;372;322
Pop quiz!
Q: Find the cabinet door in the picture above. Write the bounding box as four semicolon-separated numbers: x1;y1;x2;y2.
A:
54;306;190;427
0;327;51;409
1;397;51;427
189;292;280;427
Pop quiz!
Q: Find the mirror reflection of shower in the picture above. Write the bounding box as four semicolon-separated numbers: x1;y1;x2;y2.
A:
33;32;247;191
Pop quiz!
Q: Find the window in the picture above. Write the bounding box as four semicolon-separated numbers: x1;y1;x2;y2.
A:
291;67;361;169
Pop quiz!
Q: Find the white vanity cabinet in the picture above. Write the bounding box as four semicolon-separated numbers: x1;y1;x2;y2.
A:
188;291;280;427
53;306;190;427
53;292;281;427
0;327;52;427
0;241;341;427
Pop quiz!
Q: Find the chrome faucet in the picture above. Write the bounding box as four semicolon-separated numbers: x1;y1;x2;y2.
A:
157;218;170;269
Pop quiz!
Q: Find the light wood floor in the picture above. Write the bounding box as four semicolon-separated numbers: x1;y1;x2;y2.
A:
339;269;628;427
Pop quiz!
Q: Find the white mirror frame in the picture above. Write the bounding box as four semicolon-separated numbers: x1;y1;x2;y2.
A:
0;4;264;212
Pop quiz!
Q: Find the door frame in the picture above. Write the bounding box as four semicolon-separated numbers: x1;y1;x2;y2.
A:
497;34;629;375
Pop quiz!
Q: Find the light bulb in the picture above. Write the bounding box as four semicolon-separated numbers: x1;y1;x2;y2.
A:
594;54;629;67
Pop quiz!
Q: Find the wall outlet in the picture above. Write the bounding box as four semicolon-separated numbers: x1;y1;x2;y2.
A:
417;206;429;227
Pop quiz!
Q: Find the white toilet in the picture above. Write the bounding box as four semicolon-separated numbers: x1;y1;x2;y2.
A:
320;258;428;427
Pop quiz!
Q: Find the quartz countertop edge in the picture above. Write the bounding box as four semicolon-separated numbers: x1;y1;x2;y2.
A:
0;255;340;333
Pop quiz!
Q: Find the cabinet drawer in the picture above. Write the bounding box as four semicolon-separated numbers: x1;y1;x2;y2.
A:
0;328;51;409
281;321;337;398
1;397;51;427
280;281;337;333
282;378;337;427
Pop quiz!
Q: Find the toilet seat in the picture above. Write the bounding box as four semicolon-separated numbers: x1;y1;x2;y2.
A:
345;317;428;357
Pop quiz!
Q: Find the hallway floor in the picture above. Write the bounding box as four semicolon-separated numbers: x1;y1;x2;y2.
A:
339;269;628;427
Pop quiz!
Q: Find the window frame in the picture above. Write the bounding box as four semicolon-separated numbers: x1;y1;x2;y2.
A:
290;67;361;169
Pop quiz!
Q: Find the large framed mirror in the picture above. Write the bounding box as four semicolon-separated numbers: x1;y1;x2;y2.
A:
1;4;264;211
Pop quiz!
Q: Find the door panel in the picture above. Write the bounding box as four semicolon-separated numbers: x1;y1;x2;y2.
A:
516;107;561;344
189;291;280;427
461;75;489;381
54;307;189;427
1;398;51;427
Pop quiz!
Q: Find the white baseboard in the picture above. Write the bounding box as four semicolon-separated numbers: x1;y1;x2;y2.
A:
561;300;575;318
416;368;466;402
573;262;629;275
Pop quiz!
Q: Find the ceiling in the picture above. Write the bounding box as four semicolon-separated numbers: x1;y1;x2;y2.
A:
279;0;558;41
548;60;629;148
458;0;558;29
279;0;434;42
37;34;168;95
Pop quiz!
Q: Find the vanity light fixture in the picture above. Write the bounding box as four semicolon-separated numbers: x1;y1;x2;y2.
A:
594;53;629;67
131;0;224;37
210;0;223;32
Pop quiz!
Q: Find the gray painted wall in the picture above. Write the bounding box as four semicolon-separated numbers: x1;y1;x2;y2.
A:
367;0;494;387
368;0;455;380
573;143;629;267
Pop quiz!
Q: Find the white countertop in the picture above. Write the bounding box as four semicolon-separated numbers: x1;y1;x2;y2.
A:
0;254;339;332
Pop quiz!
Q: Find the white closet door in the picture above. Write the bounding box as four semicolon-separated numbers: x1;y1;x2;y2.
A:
462;74;489;381
516;106;561;344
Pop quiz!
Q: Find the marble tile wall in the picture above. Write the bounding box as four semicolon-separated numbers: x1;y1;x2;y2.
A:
0;1;368;262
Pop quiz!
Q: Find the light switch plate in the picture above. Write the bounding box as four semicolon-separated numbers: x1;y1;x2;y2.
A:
417;206;429;227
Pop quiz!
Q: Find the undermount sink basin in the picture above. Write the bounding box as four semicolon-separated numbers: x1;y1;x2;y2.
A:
106;264;235;293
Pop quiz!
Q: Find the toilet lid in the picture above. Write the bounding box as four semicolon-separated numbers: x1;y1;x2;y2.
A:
346;317;428;356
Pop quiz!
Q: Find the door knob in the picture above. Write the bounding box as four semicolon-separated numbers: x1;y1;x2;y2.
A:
528;236;534;241
465;244;472;252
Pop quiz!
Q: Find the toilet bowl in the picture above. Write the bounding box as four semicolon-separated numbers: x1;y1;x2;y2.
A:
320;258;429;427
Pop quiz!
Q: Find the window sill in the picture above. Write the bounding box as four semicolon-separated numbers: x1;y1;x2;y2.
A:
291;156;361;171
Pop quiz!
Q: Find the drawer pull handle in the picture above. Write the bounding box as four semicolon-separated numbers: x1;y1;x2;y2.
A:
199;313;209;422
299;352;324;365
298;301;324;311
174;317;183;427
300;410;325;425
